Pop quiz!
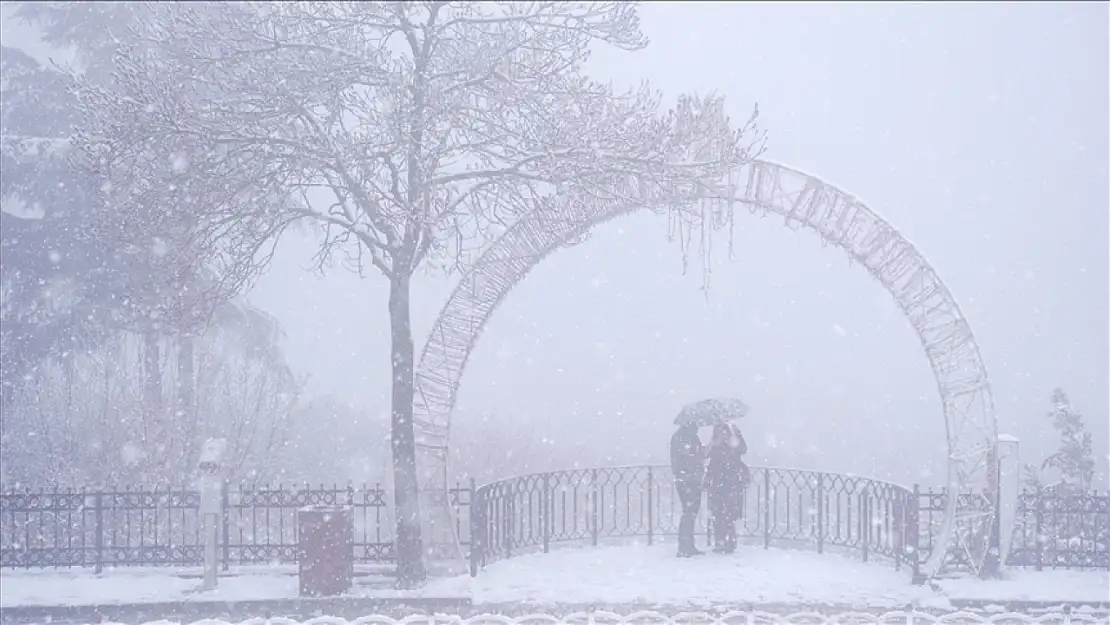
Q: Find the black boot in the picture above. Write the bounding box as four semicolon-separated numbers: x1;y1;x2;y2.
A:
677;545;705;558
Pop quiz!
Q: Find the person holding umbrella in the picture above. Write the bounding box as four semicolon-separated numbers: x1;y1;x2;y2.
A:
706;422;748;554
670;420;706;558
670;398;750;558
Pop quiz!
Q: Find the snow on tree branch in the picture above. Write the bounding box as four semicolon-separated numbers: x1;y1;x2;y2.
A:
73;1;763;283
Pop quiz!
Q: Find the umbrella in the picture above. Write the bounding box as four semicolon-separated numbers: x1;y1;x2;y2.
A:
673;398;750;427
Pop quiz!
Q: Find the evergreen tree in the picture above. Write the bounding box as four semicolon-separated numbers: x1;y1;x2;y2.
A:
1040;388;1096;494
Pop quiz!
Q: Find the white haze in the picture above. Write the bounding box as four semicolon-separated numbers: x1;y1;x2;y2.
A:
3;2;1106;488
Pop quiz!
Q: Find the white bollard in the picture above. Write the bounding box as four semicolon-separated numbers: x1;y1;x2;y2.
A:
997;434;1021;572
199;474;223;590
197;438;228;591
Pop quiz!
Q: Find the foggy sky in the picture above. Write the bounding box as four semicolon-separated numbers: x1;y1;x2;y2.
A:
4;3;1107;486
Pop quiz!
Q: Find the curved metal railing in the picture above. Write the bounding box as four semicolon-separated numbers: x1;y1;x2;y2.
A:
468;465;920;578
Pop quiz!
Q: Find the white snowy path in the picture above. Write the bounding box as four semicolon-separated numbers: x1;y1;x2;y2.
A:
425;545;1109;608
1;545;1106;608
0;567;300;607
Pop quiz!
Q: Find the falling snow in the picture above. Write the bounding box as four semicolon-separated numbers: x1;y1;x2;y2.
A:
0;1;1105;618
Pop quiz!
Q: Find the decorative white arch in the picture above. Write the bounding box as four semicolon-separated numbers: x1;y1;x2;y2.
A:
413;159;998;579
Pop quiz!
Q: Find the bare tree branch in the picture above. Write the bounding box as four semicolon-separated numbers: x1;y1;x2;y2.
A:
72;0;765;586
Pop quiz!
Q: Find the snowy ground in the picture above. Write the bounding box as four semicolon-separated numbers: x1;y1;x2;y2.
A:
0;566;300;607
1;545;1107;610
424;545;1109;610
0;564;427;608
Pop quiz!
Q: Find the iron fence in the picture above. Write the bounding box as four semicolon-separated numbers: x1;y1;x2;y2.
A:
916;487;1110;571
0;484;397;571
468;465;919;577
2;469;1106;575
916;487;995;574
1009;489;1109;570
469;466;1109;578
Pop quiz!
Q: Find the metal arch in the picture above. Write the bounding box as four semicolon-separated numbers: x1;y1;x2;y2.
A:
412;159;998;579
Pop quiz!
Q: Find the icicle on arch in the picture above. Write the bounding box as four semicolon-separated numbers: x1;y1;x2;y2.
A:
412;159;998;580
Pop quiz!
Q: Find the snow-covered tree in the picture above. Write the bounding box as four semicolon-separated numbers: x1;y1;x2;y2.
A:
1;37;198;410
72;1;763;585
1034;388;1096;494
0;315;300;487
1;31;298;477
1016;389;1103;567
1;45;108;406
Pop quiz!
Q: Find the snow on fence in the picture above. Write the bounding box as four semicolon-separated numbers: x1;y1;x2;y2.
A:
72;612;1110;624
1009;490;1109;570
470;466;920;578
0;484;410;570
1;467;1105;573
917;487;1109;571
468;466;1109;577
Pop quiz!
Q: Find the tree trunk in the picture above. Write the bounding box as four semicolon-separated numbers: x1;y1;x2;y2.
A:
389;273;427;587
176;335;196;473
142;331;162;467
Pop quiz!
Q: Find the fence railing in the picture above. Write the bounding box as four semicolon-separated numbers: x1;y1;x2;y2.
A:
914;485;1110;572
1010;489;1109;570
468;466;1109;577
2;469;1106;574
467;465;920;578
0;484;400;571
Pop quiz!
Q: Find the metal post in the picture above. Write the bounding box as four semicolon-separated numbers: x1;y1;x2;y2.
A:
894;489;903;572
861;486;870;563
646;467;654;546
763;469;771;549
505;490;514;558
542;473;551;554
590;469;599;547
816;473;825;554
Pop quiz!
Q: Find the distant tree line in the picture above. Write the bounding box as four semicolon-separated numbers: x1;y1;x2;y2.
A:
1;28;300;486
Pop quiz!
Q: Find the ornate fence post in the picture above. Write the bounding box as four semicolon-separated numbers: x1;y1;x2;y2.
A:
861;484;870;563
646;466;654;546
816;473;825;554
894;488;904;572
591;468;599;547
763;469;771;549
93;491;104;574
542;473;551;554
505;484;515;558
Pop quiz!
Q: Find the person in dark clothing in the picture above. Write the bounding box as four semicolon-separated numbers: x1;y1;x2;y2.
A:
706;423;748;554
669;423;705;558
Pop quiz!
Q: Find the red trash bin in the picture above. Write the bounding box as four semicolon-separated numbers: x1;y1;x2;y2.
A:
298;505;354;597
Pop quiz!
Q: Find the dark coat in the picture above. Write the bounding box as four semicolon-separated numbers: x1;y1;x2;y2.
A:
670;427;705;486
707;442;746;520
732;430;749;456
